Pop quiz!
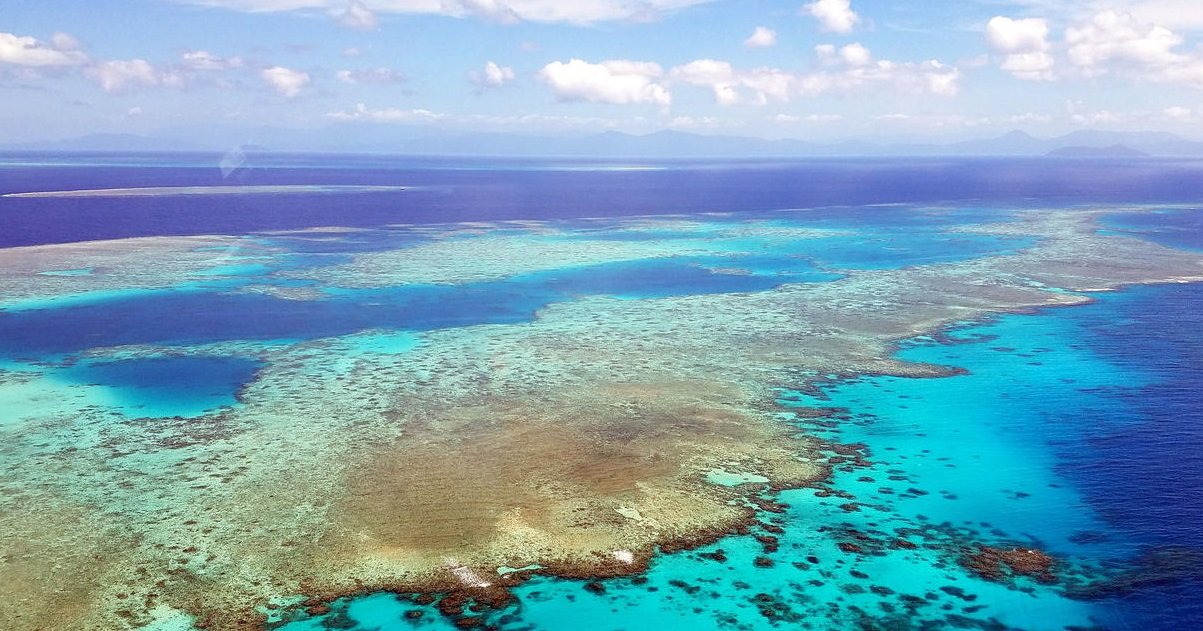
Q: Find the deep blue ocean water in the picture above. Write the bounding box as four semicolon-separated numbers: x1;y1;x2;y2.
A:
1;154;1201;630
4;153;1203;247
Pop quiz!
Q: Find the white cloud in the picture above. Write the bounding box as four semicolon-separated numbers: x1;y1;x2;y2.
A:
539;59;671;107
182;50;244;70
471;61;515;88
986;16;1049;54
335;67;405;83
0;31;89;67
671;59;740;105
803;0;859;34
339;1;378;29
999;51;1055;81
326;103;445;122
1066;10;1183;70
922;61;960;96
673;50;959;105
178;0;714;24
982;9;1203;88
744;26;777;48
87;59;162;93
839;43;872;67
261;65;310;97
986;17;1054;81
740;68;796;103
816;43;876;67
1058;10;1203;88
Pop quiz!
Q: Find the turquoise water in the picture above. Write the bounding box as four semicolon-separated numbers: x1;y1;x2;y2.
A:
276;282;1202;631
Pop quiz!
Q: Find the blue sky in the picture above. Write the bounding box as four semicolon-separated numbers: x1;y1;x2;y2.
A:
3;0;1203;144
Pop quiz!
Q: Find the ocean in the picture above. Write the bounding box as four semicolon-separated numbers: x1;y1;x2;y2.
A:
0;153;1200;631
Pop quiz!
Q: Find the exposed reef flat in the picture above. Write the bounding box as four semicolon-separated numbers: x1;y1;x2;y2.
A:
0;208;1200;630
1;185;410;198
0;235;277;308
277;219;847;286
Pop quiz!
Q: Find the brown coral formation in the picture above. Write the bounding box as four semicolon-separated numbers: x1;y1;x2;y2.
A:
961;546;1058;584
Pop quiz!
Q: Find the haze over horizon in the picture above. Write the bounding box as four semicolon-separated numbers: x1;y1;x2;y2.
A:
4;1;1203;148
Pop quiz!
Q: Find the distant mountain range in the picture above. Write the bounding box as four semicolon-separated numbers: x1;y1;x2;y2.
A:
7;127;1203;158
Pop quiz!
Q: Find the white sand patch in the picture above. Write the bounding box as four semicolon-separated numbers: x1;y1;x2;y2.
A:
615;506;643;521
445;560;492;588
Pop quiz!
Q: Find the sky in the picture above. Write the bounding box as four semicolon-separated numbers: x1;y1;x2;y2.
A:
3;0;1203;144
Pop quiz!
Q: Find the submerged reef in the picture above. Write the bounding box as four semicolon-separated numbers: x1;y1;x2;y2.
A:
0;208;1200;630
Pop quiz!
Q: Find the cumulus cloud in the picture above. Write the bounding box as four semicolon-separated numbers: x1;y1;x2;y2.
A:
88;59;164;93
744;26;777;48
981;10;1203;87
0;31;89;67
1056;10;1203;88
326;103;445;122
670;60;795;105
539;59;671;107
986;17;1055;81
471;61;516;88
177;0;714;24
335;67;405;84
838;43;872;66
261;65;310;97
672;47;959;105
803;0;859;34
671;59;741;105
338;1;378;29
1066;10;1183;70
82;50;252;93
986;17;1049;54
